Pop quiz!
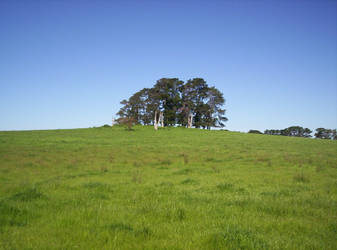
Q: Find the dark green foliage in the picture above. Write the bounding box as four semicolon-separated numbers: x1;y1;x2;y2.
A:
116;77;227;128
153;78;184;126
315;128;337;140
264;126;337;140
283;126;312;137
248;130;262;134
265;126;312;137
179;78;227;129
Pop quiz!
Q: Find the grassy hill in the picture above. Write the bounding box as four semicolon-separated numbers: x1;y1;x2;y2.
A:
0;126;336;249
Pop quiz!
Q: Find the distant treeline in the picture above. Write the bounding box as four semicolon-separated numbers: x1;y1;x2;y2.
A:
264;126;312;137
249;127;336;140
313;128;337;140
117;78;227;129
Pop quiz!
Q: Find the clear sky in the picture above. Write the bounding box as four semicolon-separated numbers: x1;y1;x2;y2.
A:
1;0;336;132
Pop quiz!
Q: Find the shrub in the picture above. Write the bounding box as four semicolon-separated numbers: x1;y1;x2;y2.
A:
116;117;136;130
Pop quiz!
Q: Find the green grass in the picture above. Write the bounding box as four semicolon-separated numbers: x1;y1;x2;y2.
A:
0;125;336;249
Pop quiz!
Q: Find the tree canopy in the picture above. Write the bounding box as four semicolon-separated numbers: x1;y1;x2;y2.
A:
264;126;312;138
117;78;228;129
248;130;263;134
314;128;337;140
264;126;337;140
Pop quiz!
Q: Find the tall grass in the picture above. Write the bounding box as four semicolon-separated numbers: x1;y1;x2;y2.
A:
0;125;336;249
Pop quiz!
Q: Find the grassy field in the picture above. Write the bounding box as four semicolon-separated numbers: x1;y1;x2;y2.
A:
0;126;336;249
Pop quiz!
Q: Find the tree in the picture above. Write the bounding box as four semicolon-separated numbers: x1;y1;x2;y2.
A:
116;117;136;130
184;78;209;128
264;129;281;135
303;128;313;138
265;126;312;137
281;126;312;137
116;88;153;125
206;87;228;128
152;78;184;126
116;77;228;129
248;130;262;134
116;99;131;120
315;128;336;139
178;78;227;129
177;81;196;127
332;129;337;140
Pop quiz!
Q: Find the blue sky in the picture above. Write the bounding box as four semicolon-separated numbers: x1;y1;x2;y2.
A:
1;0;336;132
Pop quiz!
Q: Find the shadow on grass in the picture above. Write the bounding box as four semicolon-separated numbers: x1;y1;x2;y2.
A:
0;201;29;228
10;188;47;202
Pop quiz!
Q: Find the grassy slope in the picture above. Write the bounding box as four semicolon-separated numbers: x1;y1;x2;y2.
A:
0;126;336;249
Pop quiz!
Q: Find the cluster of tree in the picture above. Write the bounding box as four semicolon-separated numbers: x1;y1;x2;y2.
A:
314;128;337;140
116;78;227;129
248;130;262;134
264;126;312;137
263;126;337;140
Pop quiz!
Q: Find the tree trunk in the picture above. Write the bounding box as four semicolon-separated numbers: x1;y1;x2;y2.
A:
160;111;164;127
154;111;158;130
187;113;193;128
